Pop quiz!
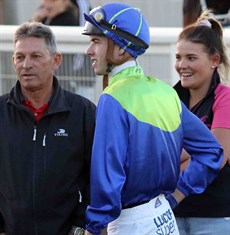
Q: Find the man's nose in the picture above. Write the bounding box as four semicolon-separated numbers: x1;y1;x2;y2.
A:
86;44;94;56
22;57;33;69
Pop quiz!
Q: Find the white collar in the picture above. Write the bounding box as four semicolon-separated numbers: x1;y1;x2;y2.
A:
109;60;139;78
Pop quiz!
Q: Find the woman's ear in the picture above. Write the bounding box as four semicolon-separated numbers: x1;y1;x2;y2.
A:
211;53;221;68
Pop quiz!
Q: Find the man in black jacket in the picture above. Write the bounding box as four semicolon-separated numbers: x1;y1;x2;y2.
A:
0;21;96;235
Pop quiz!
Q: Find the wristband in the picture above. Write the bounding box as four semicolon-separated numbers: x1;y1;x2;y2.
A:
70;226;85;235
166;194;179;209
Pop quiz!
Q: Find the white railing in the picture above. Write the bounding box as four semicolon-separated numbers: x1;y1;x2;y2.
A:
0;25;230;104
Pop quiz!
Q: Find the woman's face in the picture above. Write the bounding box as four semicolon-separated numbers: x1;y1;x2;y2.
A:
175;39;219;90
41;0;67;18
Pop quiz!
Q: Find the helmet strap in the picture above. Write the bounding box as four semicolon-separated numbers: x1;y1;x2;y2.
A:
103;74;109;90
106;63;113;73
103;39;133;89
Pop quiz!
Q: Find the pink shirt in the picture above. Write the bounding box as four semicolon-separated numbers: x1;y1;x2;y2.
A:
212;83;230;129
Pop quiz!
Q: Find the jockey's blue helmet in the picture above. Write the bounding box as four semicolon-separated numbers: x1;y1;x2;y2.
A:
82;3;150;58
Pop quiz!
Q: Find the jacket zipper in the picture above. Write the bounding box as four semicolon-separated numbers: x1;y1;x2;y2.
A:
78;189;82;203
33;126;37;141
42;134;46;146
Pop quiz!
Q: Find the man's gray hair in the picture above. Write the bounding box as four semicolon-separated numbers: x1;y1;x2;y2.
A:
13;21;57;54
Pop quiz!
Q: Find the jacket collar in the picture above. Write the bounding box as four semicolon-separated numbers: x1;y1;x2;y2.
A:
8;76;71;114
109;60;139;78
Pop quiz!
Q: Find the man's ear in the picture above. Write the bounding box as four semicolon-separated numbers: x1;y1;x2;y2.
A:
119;48;125;55
53;52;62;70
107;40;132;65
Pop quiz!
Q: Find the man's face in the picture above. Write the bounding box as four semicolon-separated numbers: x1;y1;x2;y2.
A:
12;37;61;92
85;35;110;76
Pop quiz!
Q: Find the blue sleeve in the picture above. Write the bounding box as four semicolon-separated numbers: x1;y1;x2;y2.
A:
86;94;128;234
177;102;223;197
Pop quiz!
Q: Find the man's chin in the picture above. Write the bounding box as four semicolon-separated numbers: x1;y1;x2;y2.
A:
20;82;39;91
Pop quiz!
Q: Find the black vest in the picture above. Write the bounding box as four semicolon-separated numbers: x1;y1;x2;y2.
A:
173;70;230;217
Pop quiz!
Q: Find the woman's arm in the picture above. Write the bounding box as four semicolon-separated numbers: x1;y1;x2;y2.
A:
180;149;190;172
180;128;230;172
212;128;230;166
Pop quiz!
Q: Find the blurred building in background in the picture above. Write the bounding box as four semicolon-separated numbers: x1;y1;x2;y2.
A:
1;0;183;27
2;1;228;103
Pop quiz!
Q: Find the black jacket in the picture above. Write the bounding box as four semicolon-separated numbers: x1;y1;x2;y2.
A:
0;77;96;235
41;6;79;26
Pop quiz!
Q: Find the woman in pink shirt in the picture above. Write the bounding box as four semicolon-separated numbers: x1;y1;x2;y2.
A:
173;9;230;235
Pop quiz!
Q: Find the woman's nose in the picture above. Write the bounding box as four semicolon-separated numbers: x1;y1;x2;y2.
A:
179;58;189;68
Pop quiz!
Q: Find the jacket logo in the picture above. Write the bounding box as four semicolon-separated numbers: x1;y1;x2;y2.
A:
155;197;162;208
54;129;68;137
